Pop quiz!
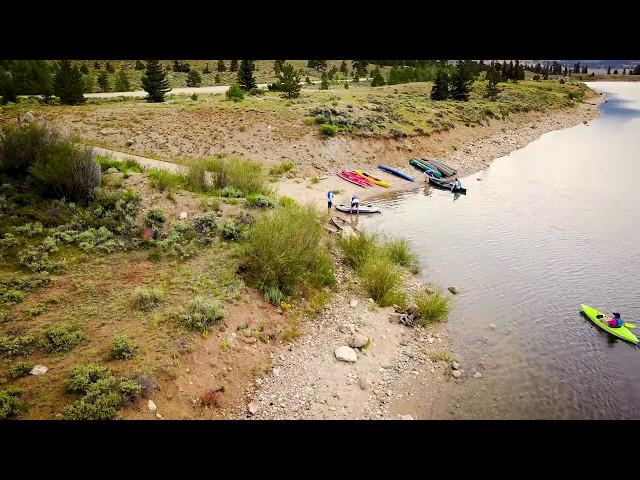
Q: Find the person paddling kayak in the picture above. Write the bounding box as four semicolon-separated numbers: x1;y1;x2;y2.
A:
350;194;360;214
327;190;334;213
451;177;462;192
606;312;624;328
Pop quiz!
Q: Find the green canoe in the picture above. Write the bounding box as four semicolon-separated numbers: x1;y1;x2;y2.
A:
580;304;638;344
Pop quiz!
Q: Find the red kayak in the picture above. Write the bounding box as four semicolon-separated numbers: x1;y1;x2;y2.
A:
337;171;373;187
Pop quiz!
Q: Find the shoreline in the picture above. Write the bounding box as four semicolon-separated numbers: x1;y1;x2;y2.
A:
240;93;605;420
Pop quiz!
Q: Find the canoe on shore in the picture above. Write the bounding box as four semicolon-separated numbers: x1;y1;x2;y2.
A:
425;159;457;177
337;171;373;188
378;164;415;182
409;158;443;178
353;170;391;188
427;175;467;194
335;204;381;214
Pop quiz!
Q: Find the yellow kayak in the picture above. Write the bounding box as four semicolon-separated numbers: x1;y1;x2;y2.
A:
353;170;391;188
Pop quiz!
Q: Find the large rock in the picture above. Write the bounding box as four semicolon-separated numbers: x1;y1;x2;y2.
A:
335;346;358;363
451;370;462;379
247;402;259;415
349;334;369;349
30;365;48;376
451;361;461;370
147;400;157;412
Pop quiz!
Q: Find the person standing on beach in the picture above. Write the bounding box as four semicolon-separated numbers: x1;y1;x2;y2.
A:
350;194;360;214
327;190;334;213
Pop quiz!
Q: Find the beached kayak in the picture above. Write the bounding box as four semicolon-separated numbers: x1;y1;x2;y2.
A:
335;204;381;214
427;175;467;194
580;304;638;344
425;159;457;177
378;164;415;182
353;170;391;188
409;158;442;178
337;171;372;188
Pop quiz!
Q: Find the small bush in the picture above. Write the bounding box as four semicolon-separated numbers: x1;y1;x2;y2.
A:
192;212;217;242
319;123;338;137
221;186;242;198
147;169;184;192
0;123;59;177
64;364;114;394
30;141;101;201
246;194;274;208
0;388;25;419
177;296;224;332
131;287;165;311
269;159;294;176
310;177;320;184
40;322;83;353
191;93;198;101
221;219;247;241
382;238;417;268
144;209;166;236
110;334;138;360
264;285;284;306
339;231;380;269
244;203;335;294
9;361;35;379
0;335;35;356
186;155;269;197
57;390;121;420
200;387;224;408
118;379;143;402
96;156;143;173
429;351;451;362
415;290;449;324
225;84;244;101
359;257;404;307
279;196;296;207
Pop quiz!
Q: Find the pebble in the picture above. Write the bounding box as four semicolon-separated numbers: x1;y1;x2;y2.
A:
272;368;281;377
448;286;460;294
349;299;359;308
451;370;462;379
248;402;259;415
349;334;369;349
399;414;414;420
451;361;461;370
473;372;483;379
358;377;370;390
156;413;163;419
148;400;157;412
334;346;358;363
489;323;497;329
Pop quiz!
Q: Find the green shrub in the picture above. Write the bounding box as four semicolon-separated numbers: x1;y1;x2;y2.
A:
9;361;35;379
0;123;59;177
147;169;184;191
186;155;269;197
177;296;224;332
244;203;335;294
144;209;166;235
131;287;165;311
119;379;143;401
269;159;294;176
40;322;83;353
28;304;46;316
264;285;285;306
109;334;137;360
192;212;217;242
5;290;26;303
415;290;449;324
30;141;101;201
221;186;242;198
382;238;417;268
96;155;142;173
64;364;114;393
246;194;274;208
0;335;35;356
221;219;247;241
319;124;338;136
57;390;121;420
191;93;198;101
0;387;25;419
279;196;296;207
225;84;244;101
338;231;380;269
359;257;404;307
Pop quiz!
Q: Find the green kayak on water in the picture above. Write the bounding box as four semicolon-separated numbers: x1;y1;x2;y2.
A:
580;304;638;344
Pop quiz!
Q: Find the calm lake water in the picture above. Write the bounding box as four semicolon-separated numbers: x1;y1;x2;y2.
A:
362;82;640;419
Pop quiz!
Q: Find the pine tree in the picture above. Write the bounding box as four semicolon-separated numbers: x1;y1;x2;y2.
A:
80;63;89;75
97;70;110;92
217;60;227;72
186;69;202;87
141;60;171;102
105;62;115;74
276;62;301;98
370;68;385;87
450;60;473;101
114;69;130;92
53;60;85;105
352;60;368;78
230;60;238;72
83;71;96;93
314;60;328;72
274;60;285;75
319;72;329;90
613;69;619;75
203;63;211;74
93;61;101;70
607;66;611;74
574;62;580;74
430;68;449;100
485;66;500;100
135;60;145;71
634;64;640;75
340;60;348;75
173;60;181;72
0;68;17;103
237;60;256;91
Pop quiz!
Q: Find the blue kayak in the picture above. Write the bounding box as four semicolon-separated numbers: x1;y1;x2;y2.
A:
378;164;415;182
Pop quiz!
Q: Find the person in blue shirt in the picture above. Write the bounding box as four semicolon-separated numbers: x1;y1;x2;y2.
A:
606;312;624;328
327;190;334;213
350;194;360;214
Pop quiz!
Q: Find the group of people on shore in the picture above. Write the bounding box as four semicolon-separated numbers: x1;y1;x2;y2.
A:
326;190;360;214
